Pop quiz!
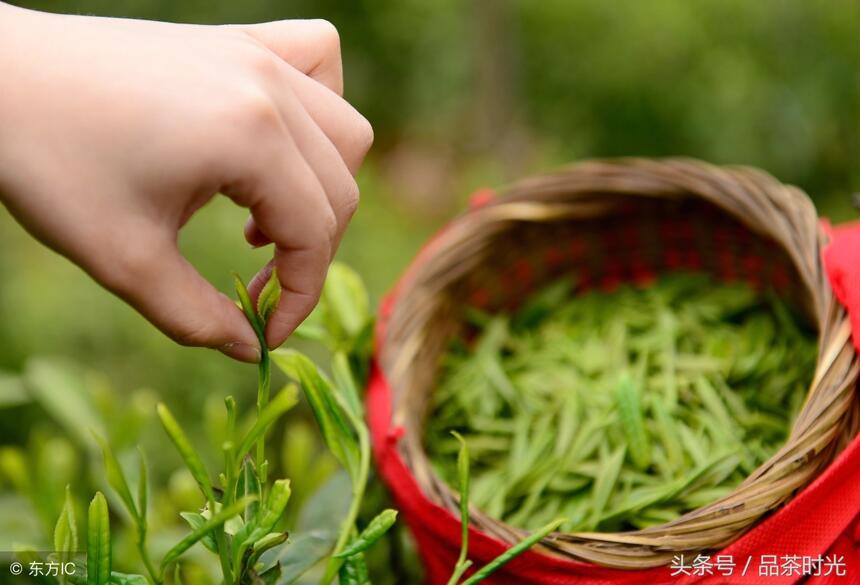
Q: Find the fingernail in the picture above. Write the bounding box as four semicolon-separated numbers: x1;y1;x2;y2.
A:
219;342;261;363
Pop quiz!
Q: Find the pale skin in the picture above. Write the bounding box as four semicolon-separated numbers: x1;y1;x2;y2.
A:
0;3;373;362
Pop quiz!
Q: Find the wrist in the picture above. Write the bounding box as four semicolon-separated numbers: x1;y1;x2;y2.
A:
0;3;40;207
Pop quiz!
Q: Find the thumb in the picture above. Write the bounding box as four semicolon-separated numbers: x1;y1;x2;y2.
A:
96;236;261;362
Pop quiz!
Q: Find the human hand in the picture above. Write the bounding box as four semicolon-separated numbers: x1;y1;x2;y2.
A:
0;4;372;362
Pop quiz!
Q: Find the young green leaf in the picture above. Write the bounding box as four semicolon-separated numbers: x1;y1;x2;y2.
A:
322;262;370;343
445;431;472;585
334;509;398;558
225;396;237;436
236;479;292;553
257;269;282;326
233;273;264;340
87;492;111;585
235;458;261;523
336;552;371;585
454;431;470;563
266;531;333;585
24;358;106;449
234;386;299;465
178;512;218;553
459;518;564;585
156;403;214;503
137;447;148;529
331;352;363;419
94;434;138;522
614;375;650;471
243;532;289;580
54;485;78;559
161;497;255;570
270;350;360;480
588;446;625;530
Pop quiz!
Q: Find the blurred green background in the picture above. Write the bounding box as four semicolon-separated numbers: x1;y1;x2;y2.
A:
1;0;858;582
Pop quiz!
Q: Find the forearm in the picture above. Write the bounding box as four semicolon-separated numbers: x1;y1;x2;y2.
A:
0;3;47;208
0;6;371;357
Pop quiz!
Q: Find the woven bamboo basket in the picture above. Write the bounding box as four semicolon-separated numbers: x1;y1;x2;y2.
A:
379;158;860;569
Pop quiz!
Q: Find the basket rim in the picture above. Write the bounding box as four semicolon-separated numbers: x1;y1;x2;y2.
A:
377;157;860;569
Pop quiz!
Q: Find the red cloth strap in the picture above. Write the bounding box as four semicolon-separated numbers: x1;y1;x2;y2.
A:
824;221;860;355
367;220;860;584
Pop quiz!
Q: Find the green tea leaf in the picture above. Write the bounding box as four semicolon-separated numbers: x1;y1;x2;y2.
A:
235;385;299;465
266;530;333;584
459;517;564;585
614;375;651;471
270;350;360;480
245;531;289;577
236;479;291;553
322;262;371;342
444;431;472;585
331;352;363;419
454;431;470;563
162;497;254;570
233;273;264;340
136;448;148;530
87;492;111;585
25;358;105;448
337;552;371;585
235;458;261;524
94;435;138;522
54;485;78;558
65;560;87;585
257;269;282;325
156;403;214;503
588;446;625;530
334;509;398;558
178;512;218;553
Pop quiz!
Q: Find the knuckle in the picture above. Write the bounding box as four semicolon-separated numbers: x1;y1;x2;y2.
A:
311;19;341;55
350;115;374;158
235;88;282;135
341;179;360;218
245;47;281;83
171;320;218;348
321;206;338;240
105;244;159;294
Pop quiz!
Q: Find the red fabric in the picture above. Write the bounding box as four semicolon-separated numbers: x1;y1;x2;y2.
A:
824;221;860;355
367;220;860;584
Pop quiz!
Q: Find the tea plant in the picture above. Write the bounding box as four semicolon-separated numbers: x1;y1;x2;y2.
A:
6;264;390;585
10;262;560;585
445;433;564;585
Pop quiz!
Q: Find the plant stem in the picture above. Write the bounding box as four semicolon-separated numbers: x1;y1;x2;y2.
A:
205;485;233;585
318;426;370;585
136;529;161;585
459;518;564;585
214;525;234;585
255;345;270;489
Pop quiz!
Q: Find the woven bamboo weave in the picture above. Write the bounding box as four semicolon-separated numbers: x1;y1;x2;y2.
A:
380;158;860;568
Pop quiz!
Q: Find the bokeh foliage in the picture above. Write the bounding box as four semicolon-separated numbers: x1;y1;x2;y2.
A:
1;0;858;582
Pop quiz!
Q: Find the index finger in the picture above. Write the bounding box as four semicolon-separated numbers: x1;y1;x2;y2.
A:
243;154;336;348
238;19;343;95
